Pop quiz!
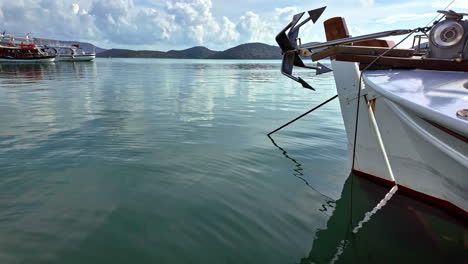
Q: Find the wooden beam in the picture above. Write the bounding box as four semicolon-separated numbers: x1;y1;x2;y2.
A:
353;39;395;48
335;54;468;72
311;45;414;61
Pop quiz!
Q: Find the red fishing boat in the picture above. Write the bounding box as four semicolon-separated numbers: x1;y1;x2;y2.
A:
0;43;56;63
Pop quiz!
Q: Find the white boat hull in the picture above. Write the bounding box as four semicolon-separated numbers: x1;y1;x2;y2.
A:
331;61;468;216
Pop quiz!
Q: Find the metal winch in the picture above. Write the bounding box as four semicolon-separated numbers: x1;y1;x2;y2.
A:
427;10;468;61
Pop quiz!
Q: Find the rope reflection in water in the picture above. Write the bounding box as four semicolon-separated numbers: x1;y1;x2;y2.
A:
267;135;336;208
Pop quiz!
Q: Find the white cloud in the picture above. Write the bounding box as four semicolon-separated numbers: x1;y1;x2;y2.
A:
0;0;301;49
359;0;374;8
376;13;436;24
235;7;304;44
431;0;468;10
72;3;80;15
166;0;221;45
0;0;459;50
219;16;239;42
0;0;99;42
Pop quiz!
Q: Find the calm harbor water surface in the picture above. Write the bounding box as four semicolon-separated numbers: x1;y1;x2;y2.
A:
0;59;465;263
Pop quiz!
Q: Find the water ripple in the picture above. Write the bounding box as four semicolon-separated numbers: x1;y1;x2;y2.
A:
1;59;459;264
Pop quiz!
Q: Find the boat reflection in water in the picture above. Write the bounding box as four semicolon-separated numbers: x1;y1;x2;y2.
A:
0;63;57;83
0;61;96;84
301;172;467;264
269;137;466;263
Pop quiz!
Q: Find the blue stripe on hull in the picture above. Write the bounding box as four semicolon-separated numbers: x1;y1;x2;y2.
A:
58;55;95;61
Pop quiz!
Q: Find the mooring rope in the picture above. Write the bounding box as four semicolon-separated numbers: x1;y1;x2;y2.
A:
348;26;423;227
330;30;420;263
268;94;338;136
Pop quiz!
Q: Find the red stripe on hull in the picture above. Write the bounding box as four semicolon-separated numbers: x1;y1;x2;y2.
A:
352;169;468;220
423;118;468;143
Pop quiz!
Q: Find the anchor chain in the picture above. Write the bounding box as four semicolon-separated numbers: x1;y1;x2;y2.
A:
413;26;433;33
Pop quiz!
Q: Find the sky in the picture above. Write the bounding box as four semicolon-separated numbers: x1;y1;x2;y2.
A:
1;0;467;51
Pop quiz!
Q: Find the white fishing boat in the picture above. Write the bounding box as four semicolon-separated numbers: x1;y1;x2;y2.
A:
274;7;467;217
56;44;95;61
32;37;96;62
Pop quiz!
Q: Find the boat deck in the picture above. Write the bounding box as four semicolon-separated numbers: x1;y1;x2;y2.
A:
363;69;468;137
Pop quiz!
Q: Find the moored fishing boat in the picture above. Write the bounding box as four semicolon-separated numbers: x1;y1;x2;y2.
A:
21;36;96;62
274;7;467;217
0;43;56;63
56;44;95;61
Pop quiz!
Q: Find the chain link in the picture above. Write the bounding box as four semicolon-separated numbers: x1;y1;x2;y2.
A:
414;26;432;33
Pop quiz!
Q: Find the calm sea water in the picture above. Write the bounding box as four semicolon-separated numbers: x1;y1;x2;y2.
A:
0;59;465;263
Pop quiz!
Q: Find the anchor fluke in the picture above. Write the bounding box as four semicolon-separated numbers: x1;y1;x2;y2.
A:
316;62;333;75
290;12;306;31
298;77;314;90
308;6;327;23
280;52;315;90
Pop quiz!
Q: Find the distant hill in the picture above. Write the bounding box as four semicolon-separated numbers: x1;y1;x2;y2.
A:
207;43;282;59
166;46;219;59
97;46;218;59
97;49;167;58
96;43;282;60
